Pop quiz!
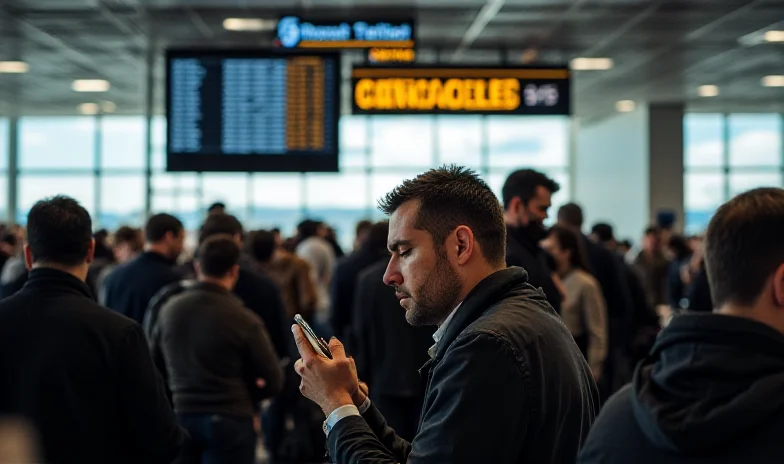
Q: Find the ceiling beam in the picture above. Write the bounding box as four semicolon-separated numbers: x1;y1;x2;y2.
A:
452;0;505;61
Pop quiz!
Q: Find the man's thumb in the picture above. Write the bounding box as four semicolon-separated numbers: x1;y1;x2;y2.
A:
329;337;346;357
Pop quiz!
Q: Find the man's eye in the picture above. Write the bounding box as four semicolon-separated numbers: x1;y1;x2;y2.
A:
400;249;411;257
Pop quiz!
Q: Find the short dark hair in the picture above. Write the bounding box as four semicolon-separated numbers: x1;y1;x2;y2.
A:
200;213;243;244
591;223;614;243
705;187;784;307
114;226;143;251
247;230;276;263
365;221;390;255
208;202;226;213
501;169;560;210
198;234;240;278
378;165;506;266
558;203;584;228
355;220;372;236
297;219;322;240
26;195;92;267
548;225;590;271
145;214;183;243
644;226;659;236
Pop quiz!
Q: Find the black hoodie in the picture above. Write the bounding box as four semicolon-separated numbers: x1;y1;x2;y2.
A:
579;312;784;463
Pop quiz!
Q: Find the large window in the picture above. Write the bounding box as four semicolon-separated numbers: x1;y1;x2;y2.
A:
684;113;784;234
9;114;572;249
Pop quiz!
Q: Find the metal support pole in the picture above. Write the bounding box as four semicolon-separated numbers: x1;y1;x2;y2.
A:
143;34;155;218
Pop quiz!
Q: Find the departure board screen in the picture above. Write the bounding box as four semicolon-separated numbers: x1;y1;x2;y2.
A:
166;49;340;172
351;65;571;116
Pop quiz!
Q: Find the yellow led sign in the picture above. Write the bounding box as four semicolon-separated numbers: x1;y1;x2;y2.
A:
350;66;571;115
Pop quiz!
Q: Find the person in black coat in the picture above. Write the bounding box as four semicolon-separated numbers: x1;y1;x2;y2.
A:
329;221;389;345
501;169;563;313
351;259;435;441
558;204;635;396
179;213;289;360
580;187;784;463
292;166;598;463
101;213;185;324
0;196;183;464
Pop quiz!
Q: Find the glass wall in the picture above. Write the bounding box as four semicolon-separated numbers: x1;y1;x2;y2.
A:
4;115;571;248
684;113;783;234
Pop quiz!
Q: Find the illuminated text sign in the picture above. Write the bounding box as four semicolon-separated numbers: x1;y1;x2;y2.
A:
351;66;570;115
276;16;415;49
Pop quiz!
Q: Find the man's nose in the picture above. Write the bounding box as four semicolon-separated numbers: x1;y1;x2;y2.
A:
383;257;402;287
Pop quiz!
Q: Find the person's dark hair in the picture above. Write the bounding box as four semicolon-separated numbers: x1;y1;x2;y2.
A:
145;213;183;243
619;239;632;249
271;227;281;235
705;187;784;307
207;202;226;213
364;221;390;255
644;226;659;236
1;232;17;247
200;213;243;244
548;225;590;271
355;220;372;237
557;202;584;229
667;235;692;261
198;234;241;278
501;169;560;210
297;219;322;241
378;165;506;266
247;230;277;263
591;223;614;243
26;195;93;267
114;226;143;251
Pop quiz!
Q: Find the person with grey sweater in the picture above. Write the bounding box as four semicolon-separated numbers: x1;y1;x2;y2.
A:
542;225;608;380
150;234;283;464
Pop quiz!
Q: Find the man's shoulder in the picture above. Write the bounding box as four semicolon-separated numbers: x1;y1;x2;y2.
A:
1;290;138;333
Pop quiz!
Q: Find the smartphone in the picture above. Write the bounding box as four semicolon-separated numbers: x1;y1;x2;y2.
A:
294;314;333;359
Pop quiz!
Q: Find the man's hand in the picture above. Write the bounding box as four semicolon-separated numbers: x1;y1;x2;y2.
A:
292;325;359;417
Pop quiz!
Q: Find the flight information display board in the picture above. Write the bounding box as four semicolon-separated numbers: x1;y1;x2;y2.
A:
351;66;571;116
166;49;340;172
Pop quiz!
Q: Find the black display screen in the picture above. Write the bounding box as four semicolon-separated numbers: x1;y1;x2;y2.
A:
166;49;340;172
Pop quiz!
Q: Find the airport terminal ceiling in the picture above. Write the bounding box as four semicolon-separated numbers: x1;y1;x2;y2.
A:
0;0;782;122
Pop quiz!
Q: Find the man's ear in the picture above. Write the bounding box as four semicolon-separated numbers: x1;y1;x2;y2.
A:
772;263;784;308
86;238;95;265
23;244;33;271
454;226;475;266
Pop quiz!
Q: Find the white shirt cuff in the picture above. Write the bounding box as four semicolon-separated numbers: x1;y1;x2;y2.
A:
324;398;373;436
325;404;360;432
358;396;371;414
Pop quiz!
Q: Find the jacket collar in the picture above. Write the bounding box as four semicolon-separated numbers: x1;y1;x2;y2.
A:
23;268;93;300
140;250;177;266
432;267;530;362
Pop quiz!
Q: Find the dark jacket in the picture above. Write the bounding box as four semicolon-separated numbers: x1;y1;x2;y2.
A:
151;282;283;417
579;313;784;464
101;251;181;324
330;246;388;344
505;226;562;313
582;236;633;350
178;257;289;358
352;260;435;398
328;267;599;464
0;269;183;464
687;265;713;312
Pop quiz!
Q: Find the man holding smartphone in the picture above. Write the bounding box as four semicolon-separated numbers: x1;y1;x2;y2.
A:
292;165;599;463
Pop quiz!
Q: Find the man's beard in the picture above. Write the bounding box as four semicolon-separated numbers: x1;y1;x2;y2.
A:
523;221;547;242
398;253;462;327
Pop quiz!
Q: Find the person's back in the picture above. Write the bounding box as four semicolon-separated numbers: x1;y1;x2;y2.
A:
152;235;283;464
101;213;185;323
580;187;784;464
0;196;182;464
